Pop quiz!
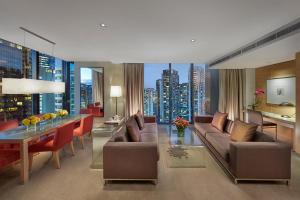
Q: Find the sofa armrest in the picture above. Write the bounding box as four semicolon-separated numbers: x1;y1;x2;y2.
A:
194;115;213;123
103;142;158;179
144;116;156;123
229;142;291;180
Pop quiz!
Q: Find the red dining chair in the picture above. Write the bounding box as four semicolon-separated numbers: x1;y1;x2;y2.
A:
73;115;94;149
29;121;75;169
0;120;20;151
94;102;101;106
80;108;92;114
0;150;20;169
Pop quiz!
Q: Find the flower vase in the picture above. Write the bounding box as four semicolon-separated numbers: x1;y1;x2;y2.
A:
34;124;37;131
177;127;185;137
26;126;29;131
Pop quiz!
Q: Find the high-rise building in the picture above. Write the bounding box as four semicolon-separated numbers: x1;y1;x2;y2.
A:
189;65;206;116
156;79;162;122
0;39;33;121
144;88;155;115
39;53;55;113
179;83;190;120
69;63;75;114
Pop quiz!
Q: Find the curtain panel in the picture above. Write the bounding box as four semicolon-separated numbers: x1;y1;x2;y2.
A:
218;69;246;121
124;63;144;119
92;70;103;105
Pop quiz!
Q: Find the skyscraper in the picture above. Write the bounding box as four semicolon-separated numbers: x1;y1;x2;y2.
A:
144;88;155;116
189;65;206;115
179;83;190;120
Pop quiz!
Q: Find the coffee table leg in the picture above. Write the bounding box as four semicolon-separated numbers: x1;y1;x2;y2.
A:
20;141;29;184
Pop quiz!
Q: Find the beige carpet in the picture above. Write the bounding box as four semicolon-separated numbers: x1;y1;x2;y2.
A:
0;125;300;200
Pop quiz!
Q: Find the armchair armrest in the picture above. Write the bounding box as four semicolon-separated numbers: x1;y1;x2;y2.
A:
229;142;291;179
103;142;158;179
144;116;156;123
194;115;213;123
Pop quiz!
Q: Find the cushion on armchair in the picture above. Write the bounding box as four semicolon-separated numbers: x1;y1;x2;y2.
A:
211;112;228;131
230;120;258;142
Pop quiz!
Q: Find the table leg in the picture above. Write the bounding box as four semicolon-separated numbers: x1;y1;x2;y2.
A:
20;141;29;184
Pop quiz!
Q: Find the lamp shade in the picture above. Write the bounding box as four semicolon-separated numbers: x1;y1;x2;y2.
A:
110;86;122;97
1;78;65;94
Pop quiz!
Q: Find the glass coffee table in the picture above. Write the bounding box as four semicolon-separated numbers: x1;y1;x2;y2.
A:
163;125;206;168
90;123;123;169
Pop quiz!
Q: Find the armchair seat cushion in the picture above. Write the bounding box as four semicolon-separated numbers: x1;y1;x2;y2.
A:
206;132;231;162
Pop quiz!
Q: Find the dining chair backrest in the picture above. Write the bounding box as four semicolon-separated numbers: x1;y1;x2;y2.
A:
87;104;95;109
0;119;19;131
247;109;263;126
80;108;92;114
53;121;75;149
95;102;101;106
83;115;94;134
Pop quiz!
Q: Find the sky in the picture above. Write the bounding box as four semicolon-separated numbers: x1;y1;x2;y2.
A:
81;68;92;83
144;63;197;88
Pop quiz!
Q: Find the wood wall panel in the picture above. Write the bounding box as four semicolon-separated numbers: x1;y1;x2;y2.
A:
295;52;300;153
255;60;296;116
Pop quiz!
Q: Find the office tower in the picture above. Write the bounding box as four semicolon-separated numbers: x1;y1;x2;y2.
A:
0;39;32;121
144;88;155;115
156;79;162;122
54;58;64;111
39;53;55;113
189;65;206;116
69;63;75;114
179;83;190;121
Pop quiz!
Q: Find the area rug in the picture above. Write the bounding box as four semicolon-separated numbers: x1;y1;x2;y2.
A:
162;144;206;168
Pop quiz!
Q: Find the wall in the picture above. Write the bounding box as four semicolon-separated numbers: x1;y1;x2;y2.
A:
255;60;296;116
74;62;124;121
295;52;300;153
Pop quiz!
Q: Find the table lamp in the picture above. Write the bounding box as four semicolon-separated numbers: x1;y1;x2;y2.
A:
110;86;122;118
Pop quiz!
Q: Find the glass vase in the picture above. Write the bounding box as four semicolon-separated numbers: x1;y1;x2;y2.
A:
177;127;185;137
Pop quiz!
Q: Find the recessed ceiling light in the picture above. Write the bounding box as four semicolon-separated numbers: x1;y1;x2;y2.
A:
191;39;196;42
99;23;107;28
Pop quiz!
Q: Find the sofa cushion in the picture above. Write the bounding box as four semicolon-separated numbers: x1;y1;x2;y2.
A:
126;117;141;142
194;123;223;137
230;120;257;142
134;111;144;130
224;120;234;134
206;132;231;162
141;132;158;143
211;112;228;131
141;123;158;134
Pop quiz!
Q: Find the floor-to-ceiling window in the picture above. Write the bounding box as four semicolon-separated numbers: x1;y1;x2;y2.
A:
0;39;33;121
80;68;93;108
144;63;211;124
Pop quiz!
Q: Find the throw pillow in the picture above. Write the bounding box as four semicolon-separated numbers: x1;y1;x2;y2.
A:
114;136;124;142
126;122;141;142
211;112;228;131
230;120;258;142
134;110;145;130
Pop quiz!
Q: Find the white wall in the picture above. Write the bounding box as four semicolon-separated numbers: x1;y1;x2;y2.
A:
74;61;124;121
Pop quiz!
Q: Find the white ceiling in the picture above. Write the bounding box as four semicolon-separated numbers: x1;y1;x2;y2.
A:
0;0;300;64
212;32;300;69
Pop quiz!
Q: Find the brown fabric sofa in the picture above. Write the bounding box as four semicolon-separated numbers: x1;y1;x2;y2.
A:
103;115;159;184
194;115;291;184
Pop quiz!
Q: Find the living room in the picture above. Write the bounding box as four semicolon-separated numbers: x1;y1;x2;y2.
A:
0;1;300;200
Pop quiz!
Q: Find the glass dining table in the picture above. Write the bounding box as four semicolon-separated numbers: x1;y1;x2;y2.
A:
0;114;89;184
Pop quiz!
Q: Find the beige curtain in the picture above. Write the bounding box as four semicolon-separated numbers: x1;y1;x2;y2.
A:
219;69;245;121
124;63;144;118
92;70;103;105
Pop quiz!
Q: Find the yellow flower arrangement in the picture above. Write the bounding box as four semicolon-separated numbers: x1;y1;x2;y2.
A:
42;113;57;120
56;109;68;117
22;116;41;127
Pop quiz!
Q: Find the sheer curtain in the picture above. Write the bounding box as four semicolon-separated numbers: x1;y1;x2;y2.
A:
92;70;103;105
124;63;144;118
219;69;246;120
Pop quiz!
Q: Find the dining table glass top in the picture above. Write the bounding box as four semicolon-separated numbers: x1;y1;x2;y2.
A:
0;114;88;141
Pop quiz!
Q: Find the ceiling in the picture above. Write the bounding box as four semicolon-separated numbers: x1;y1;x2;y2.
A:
0;0;300;65
212;32;300;69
